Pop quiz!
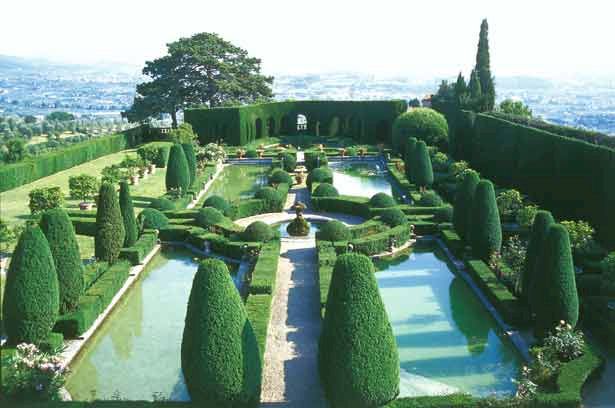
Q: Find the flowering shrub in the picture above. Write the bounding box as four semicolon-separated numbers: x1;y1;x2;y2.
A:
528;349;560;388
501;236;527;293
1;343;67;401
197;143;227;164
543;321;585;362
496;189;523;218
561;220;595;251
516;204;539;228
432;152;449;172
514;366;538;399
450;161;470;181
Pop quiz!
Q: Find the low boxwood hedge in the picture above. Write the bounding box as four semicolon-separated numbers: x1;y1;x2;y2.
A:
249;240;281;295
245;293;273;362
351;224;412;255
349;219;389;239
311;195;370;218
312;183;339;198
119;231;158;265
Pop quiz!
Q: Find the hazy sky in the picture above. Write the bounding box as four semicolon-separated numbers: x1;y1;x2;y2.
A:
2;0;614;78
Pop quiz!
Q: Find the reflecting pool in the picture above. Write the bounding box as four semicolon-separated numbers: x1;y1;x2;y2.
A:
374;247;521;397
330;161;394;198
204;164;269;202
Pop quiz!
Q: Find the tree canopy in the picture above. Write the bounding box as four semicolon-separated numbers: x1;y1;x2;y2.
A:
124;32;273;127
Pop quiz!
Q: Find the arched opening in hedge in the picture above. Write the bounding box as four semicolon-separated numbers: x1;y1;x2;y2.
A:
376;120;390;143
297;114;308;132
280;115;291;135
255;118;263;139
266;117;275;137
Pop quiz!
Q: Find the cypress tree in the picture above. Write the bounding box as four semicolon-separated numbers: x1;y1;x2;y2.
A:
468;69;482;100
412;141;434;191
3;226;59;344
181;259;261;407
166;143;191;193
40;208;84;314
475;19;495;111
454;72;468;101
95;182;126;264
470;180;502;260
534;224;579;338
523;211;555;308
119;181;138;247
181;142;197;187
453;170;479;242
319;253;399;407
404;137;418;182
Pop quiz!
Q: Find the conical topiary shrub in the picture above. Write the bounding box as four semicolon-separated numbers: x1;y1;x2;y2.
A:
40;208;84;314
166;143;191;193
412;141;434;191
452;170;479;242
3;226;59;345
319;253;399;407
469;180;502;260
95;182;126;264
181;259;261;407
523;211;555;308
404;137;418;181
534;224;579;338
119;181;138;247
182;142;197;187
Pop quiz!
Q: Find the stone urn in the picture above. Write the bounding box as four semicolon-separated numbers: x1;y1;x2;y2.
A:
237;150;245;159
130;174;140;185
339;148;346;157
258;149;264;159
149;163;157;174
79;202;94;211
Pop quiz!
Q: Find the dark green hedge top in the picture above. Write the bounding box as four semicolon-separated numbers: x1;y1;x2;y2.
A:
469;180;502;260
280;152;297;172
197;207;225;228
95;182;126;264
137;208;169;231
313;183;339;198
369;193;396;208
269;169;293;186
203;195;231;216
317;220;351;242
150;197;176;211
380;208;408;227
166;143;191;193
392;108;449;153
242;221;273;242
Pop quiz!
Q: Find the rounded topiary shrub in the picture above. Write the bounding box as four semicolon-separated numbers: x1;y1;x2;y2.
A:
305;152;328;172
255;187;283;212
434;205;454;223
3;226;60;345
524;211;555;306
453;170;480;242
119;181;138;247
280;152;297;172
203;195;231;216
242;221;273;242
40;208;84;314
312;183;339;198
181;142;197;187
269;169;293;186
166;143;191;193
197;207;224;229
286;217;310;237
150;197;176;211
137;208;169;231
307;167;333;190
534;224;579;338
181;259;261;407
246;148;258;158
369;192;396;208
470;180;502;261
418;191;443;207
317;220;351;242
380;208;407;227
392;108;449;153
319;253;399;406
95;182;126;264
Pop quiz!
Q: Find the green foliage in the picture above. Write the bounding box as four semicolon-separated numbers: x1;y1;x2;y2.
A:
137;142;171;167
119;231;158;265
516;205;539;229
392;108;449;151
119;181;138;247
68;174;99;202
412;141;434;189
534;224;579;338
136;208;169;231
316;220;351;242
307;166;333;190
600;253;615;296
46;111;75;121
351;224;412;255
246;148;257;158
248;240;280;295
560;220;595;251
4;138;27;162
165;143;191;193
369;192;396;208
499;99;532;118
149;197;176;211
496;189;523;219
312;183;339;198
181;143;197;187
404;137;417;180
0;218;19;245
280;152;297;172
475;19;495;111
181;258;261;407
95;182;126;264
28;187;63;214
3;226;59;344
319;253;399;407
380;208;408;227
40;209;84;314
305;152;328;172
524;211;555;308
254;186;284;212
203;195;231;216
418;191;443;207
242;221;273;242
269;169;293;186
470;180;502;260
196;207;225;229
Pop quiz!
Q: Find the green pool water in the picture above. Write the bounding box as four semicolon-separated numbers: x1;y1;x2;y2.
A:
204;164;269;202
374;247;522;397
330;162;394;198
66;251;202;401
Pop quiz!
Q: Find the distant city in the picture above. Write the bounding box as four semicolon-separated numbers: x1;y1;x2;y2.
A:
0;55;613;135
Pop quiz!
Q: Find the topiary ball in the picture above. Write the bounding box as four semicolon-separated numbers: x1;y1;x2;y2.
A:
307;167;333;190
312;183;339;198
150;197;176;211
137;208;169;231
380;208;407;227
281;152;297;172
317;220;351;242
203;195;231;216
246;149;257;158
305;152;328;171
197;207;224;229
242;221;273;242
418;191;443;207
392;108;449;153
269;169;293;186
369;193;396;208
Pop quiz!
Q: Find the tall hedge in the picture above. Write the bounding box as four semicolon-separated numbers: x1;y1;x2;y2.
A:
95;182;126;264
181;142;197;187
319;253;399;407
40;208;84;314
119;181;138;247
181;259;261;407
469;180;502;260
404;137;418;181
523;211;555;308
452;170;479;242
534;224;579;338
3;226;59;344
412;141;434;189
166;143;191;193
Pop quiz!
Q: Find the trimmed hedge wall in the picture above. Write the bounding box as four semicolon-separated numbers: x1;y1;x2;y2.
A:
351;223;412;256
311;195;371;218
249;240;281;295
119;231;158;265
0;129;142;192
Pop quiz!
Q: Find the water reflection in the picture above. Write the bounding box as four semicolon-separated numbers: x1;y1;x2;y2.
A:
330;162;393;198
204;165;269;202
